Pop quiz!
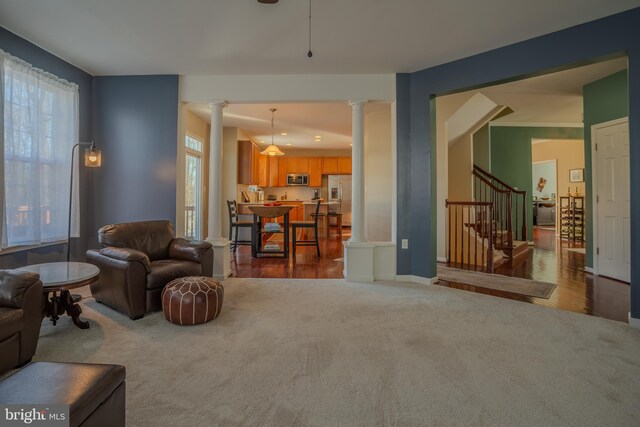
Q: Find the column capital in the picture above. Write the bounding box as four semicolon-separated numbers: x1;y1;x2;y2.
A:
208;100;229;108
349;100;368;107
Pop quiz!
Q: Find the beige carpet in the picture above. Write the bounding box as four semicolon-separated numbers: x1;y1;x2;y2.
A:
437;266;557;299
33;279;640;426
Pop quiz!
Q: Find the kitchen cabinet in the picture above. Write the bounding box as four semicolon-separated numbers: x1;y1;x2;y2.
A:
263;156;350;187
238;140;270;186
308;157;322;187
238;140;255;184
297;157;309;173
257;154;269;187
268;157;279;187
277;157;288;186
322;157;339;174
338;157;352;174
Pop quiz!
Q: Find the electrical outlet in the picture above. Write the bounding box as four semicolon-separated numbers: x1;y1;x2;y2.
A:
401;239;409;249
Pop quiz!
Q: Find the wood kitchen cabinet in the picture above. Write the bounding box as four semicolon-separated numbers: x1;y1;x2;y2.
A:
322;157;339;174
338;157;352;174
238;140;254;184
257;154;269;187
239;140;270;186
277;157;288;186
308;157;322;187
268;157;279;187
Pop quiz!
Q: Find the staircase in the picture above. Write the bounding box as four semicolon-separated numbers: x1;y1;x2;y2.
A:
472;164;528;260
445;165;529;272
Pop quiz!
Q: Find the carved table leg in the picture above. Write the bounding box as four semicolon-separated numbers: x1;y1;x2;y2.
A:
60;290;90;329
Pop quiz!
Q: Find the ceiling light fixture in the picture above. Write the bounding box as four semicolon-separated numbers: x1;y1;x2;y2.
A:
281;132;288;136
261;108;285;156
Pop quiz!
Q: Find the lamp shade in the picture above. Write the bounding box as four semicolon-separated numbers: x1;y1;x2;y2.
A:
84;146;102;167
261;144;285;156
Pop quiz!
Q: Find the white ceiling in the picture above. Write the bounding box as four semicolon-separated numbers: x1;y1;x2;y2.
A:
188;57;626;149
0;0;638;75
189;102;390;150
0;1;630;149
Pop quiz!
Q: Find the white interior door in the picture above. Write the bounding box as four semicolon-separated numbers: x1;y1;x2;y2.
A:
595;119;630;282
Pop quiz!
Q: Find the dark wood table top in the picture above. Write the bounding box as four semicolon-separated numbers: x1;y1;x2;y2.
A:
17;262;99;292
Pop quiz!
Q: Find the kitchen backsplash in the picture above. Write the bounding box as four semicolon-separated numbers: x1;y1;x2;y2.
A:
237;184;324;202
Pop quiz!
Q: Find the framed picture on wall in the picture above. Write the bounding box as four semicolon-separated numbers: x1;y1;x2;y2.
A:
569;168;584;182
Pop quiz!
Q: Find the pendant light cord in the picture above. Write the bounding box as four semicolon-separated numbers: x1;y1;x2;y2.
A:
307;0;313;58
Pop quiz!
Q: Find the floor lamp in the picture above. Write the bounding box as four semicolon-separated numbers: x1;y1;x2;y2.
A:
67;141;102;262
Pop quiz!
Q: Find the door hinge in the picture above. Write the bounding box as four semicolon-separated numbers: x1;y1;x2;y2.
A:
596;195;599;203
595;143;598;151
597;247;600;255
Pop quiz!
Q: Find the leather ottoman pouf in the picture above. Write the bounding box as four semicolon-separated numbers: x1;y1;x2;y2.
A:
161;276;224;325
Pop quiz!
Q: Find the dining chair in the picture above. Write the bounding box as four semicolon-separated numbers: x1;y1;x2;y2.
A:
291;200;321;257
227;200;252;252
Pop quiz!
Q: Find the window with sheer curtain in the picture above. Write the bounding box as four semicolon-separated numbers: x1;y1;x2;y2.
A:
1;49;79;250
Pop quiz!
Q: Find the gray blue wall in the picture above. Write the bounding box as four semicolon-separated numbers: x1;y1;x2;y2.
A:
0;27;180;262
0;27;93;267
89;75;179;248
397;8;639;318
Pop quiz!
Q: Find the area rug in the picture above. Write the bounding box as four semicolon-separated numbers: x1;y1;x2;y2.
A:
32;278;640;426
437;266;556;299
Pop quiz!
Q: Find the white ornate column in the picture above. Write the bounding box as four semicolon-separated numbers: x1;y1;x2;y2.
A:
343;100;375;282
206;100;231;280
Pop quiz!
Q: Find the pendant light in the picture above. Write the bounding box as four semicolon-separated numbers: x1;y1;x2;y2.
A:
261;108;285;156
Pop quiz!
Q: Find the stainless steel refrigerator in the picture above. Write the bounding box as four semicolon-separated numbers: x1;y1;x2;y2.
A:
327;175;352;226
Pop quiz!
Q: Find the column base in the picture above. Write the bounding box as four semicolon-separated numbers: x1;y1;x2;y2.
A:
343;241;375;282
207;238;232;281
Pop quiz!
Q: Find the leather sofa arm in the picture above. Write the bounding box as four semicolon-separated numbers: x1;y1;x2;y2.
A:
0;270;42;309
169;238;213;264
99;247;151;273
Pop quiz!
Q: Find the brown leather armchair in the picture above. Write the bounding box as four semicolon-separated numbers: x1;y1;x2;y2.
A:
86;220;213;320
0;270;43;374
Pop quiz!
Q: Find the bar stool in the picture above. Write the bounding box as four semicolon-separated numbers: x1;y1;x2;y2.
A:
227;200;252;252
291;200;321;257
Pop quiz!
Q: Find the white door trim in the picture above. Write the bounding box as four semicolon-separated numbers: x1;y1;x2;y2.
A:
591;116;629;277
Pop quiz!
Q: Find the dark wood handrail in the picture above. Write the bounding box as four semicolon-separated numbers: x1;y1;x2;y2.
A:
473;164;527;242
446;200;494;206
473;164;526;195
471;169;511;195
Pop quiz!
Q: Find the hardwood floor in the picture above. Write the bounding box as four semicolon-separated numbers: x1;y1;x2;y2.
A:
437;228;631;323
231;228;349;279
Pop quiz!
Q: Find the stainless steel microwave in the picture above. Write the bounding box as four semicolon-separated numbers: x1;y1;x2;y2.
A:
287;173;309;186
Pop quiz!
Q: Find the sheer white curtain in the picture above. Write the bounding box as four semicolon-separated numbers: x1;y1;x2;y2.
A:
0;49;79;249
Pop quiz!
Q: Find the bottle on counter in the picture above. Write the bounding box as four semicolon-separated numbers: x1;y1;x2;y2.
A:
284;191;287;200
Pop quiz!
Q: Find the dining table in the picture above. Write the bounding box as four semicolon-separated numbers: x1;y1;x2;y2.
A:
247;204;295;258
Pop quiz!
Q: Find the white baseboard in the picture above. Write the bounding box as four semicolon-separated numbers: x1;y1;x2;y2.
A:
584;267;594;274
437;257;447;263
629;313;640;331
396;275;438;285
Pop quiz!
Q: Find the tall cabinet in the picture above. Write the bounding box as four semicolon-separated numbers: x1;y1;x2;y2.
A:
559;196;584;241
